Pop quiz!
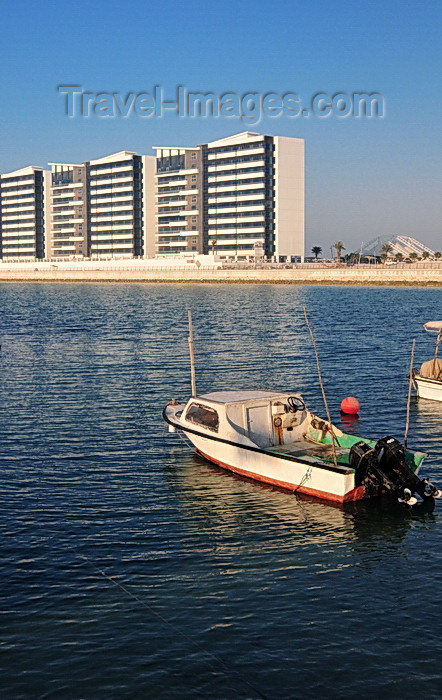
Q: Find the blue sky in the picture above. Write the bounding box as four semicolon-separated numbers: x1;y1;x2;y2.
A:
1;0;441;253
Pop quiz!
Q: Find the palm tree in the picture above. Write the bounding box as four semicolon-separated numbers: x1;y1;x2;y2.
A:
435;251;441;260
409;252;419;262
333;241;345;263
311;246;322;260
211;238;217;255
422;251;430;260
380;243;393;263
395;252;403;262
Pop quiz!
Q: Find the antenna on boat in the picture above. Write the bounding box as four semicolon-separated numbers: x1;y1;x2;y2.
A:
404;338;416;448
187;309;197;397
303;308;338;468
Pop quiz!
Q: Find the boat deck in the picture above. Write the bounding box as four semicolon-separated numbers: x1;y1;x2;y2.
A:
266;440;352;468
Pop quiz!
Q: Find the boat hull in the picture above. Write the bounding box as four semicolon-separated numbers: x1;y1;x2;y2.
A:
415;375;442;402
186;431;364;503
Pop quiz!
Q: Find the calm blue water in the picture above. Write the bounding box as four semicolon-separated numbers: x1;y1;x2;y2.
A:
1;283;442;699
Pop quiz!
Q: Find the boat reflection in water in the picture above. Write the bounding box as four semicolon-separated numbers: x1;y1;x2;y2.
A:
165;448;437;555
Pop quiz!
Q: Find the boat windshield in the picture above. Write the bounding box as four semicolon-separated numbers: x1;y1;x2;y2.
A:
185;403;219;432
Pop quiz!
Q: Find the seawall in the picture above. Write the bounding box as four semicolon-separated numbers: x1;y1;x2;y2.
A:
0;261;441;286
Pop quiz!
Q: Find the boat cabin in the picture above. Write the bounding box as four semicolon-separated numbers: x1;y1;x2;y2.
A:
180;390;313;448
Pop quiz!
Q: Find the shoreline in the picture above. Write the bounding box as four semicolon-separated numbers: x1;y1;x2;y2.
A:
0;261;442;286
0;278;441;287
0;260;442;287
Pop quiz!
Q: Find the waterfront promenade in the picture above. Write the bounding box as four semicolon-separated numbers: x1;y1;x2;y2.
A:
0;260;441;285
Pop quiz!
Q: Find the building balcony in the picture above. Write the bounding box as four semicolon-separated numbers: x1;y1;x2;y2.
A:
53;209;75;217
2;244;36;251
207;225;266;235
89;204;134;214
2;211;35;220
156;168;198;178
155;178;188;188
207;159;266;173
207;206;265;215
2;221;36;229
155;207;186;215
207;169;266;183
0;206;36;215
0;197;35;206
208;214;265;224
53;226;76;233
155;199;187;207
207;193;265;204
90;213;134;221
1;178;35;188
89;196;134;205
89;176;134;187
207;183;265;194
52;245;77;252
89;183;134;194
178;187;199;195
156;220;187;227
89;165;134;176
91;241;134;250
207;147;265;161
90;223;134;231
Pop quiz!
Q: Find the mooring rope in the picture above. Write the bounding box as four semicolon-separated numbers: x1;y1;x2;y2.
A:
77;553;270;700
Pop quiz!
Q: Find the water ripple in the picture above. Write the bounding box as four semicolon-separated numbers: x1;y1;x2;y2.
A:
1;283;442;698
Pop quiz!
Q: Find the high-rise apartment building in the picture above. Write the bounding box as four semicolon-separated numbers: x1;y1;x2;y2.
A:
0;132;304;262
154;132;304;261
47;162;88;259
153;146;203;255
0;166;47;260
88;151;155;259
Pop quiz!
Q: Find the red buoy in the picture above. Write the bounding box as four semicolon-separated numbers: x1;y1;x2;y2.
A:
341;396;360;415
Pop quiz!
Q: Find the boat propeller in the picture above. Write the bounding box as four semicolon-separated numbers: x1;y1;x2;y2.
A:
398;480;441;506
398;488;417;506
420;479;442;499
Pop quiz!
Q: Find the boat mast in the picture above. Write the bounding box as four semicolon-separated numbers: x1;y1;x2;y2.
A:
404;338;416;448
188;309;197;397
304;308;338;468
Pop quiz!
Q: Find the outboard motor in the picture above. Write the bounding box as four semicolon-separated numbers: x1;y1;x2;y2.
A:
349;441;384;498
350;436;441;504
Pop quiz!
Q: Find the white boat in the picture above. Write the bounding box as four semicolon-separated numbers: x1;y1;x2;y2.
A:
413;321;442;402
164;390;441;504
164;313;440;505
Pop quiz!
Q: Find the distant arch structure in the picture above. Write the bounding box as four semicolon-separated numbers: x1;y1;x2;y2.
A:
361;235;435;257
